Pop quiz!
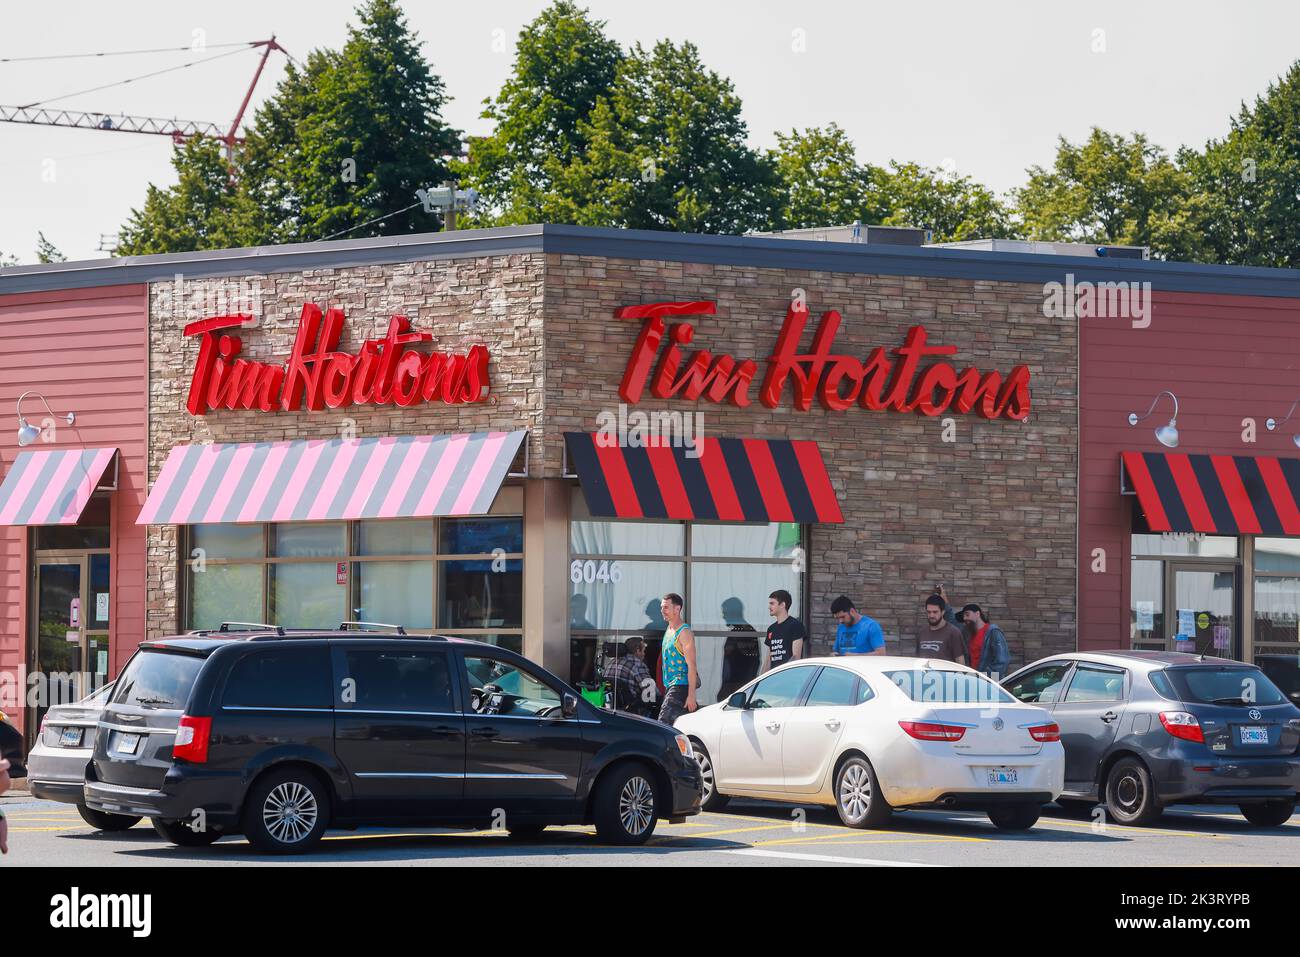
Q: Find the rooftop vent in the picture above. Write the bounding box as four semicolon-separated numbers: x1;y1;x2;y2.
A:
928;238;1150;260
747;222;933;246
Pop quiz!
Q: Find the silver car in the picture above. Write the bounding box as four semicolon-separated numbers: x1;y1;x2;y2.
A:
28;682;141;831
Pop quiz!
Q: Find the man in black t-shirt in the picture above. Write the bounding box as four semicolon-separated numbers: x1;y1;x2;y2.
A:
764;589;808;671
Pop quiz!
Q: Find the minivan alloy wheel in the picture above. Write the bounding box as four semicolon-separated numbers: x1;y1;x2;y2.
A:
263;781;319;845
619;776;655;836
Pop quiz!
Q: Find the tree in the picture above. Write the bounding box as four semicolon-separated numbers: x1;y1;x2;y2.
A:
1014;128;1191;254
0;251;19;268
117;138;252;255
36;232;67;264
458;1;624;225
118;0;459;253
1178;62;1300;267
770;124;889;229
880;162;1013;242
548;40;779;233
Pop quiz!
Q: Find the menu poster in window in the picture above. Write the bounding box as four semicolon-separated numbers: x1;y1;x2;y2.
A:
1136;601;1154;631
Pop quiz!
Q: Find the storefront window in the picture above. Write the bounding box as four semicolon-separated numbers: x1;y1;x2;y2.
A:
691;522;802;559
1130;560;1164;650
1131;534;1237;558
1254;538;1300;656
569;561;685;632
570;520;685;556
185;514;523;646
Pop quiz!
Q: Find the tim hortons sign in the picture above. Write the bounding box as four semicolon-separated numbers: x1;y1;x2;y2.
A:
615;300;1031;420
184;304;490;415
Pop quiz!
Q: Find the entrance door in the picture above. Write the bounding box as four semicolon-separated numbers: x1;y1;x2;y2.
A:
1169;564;1236;658
32;553;112;731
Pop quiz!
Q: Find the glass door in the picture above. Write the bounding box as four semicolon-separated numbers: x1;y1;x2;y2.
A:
34;559;85;728
1169;563;1237;658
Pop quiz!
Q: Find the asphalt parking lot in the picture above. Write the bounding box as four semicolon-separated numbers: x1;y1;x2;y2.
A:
4;797;1297;866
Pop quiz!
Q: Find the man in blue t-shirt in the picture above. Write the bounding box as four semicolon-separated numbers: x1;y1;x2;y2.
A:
831;596;886;656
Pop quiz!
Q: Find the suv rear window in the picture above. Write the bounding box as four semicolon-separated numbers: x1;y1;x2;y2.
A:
112;651;204;710
1165;666;1288;707
885;669;1014;705
222;648;332;709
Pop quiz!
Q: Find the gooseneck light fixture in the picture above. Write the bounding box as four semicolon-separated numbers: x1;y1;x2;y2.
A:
1127;390;1180;448
1266;399;1300;448
16;391;75;447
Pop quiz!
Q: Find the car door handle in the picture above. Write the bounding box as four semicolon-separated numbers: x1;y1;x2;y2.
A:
1100;711;1118;723
825;719;842;731
470;727;499;739
765;722;781;732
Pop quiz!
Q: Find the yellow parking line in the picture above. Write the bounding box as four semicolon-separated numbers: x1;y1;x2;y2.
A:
756;830;987;847
1031;817;1228;839
692;809;853;831
651;822;797;841
758;836;973;848
10;825;91;832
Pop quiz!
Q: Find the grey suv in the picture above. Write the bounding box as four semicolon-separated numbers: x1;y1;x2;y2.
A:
1002;650;1300;826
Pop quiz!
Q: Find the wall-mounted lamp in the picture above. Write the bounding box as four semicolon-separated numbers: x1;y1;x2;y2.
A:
1266;399;1300;448
16;391;75;447
1127;390;1179;448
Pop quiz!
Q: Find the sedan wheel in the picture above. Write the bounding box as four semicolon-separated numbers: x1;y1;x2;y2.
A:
693;744;730;811
834;756;891;829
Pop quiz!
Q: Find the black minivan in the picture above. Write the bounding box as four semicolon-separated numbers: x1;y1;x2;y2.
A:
84;628;701;852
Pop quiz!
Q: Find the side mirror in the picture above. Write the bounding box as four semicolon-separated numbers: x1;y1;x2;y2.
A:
727;691;748;710
561;692;579;718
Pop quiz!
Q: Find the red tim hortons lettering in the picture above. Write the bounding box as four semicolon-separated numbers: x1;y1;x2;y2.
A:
183;304;490;415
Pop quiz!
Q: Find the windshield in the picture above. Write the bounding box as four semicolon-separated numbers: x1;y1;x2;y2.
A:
884;669;1014;705
111;651;204;710
1165;667;1288;707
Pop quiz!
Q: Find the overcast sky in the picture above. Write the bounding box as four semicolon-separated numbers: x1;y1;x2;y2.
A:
1;0;1296;262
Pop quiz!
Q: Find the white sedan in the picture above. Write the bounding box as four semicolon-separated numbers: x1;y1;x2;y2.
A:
674;655;1065;830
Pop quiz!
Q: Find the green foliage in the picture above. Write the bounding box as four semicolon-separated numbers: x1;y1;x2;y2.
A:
770;124;889;230
458;1;623;225
879;162;1014;242
547;40;779;233
36;232;66;263
119;0;458;253
1014;129;1192;255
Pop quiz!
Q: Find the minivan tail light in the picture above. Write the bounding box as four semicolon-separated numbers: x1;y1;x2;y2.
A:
899;721;966;741
1159;711;1204;744
1028;723;1061;742
173;715;212;763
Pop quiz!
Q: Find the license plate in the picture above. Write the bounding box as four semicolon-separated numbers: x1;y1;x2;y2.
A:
115;732;140;754
987;768;1019;786
59;727;83;748
1239;726;1269;744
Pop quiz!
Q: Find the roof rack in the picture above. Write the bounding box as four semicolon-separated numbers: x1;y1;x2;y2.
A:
338;621;407;635
218;621;286;635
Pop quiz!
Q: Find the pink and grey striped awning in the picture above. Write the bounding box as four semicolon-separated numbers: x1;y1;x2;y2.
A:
137;431;526;526
0;447;118;526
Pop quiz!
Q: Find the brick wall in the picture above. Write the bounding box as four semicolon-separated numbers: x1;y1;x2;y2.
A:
145;256;546;638
542;254;1079;664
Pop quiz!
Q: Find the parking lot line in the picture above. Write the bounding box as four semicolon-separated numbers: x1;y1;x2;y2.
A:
755;831;983;848
725;848;942;866
652;822;807;841
1025;817;1229;839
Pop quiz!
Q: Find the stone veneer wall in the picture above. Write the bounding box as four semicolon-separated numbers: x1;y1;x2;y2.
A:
541;253;1079;665
145;255;546;638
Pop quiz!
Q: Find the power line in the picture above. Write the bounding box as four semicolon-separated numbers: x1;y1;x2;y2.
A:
0;41;258;64
18;46;257;109
320;201;428;242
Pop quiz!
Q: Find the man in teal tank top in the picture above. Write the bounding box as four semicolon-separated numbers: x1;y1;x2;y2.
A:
657;592;697;726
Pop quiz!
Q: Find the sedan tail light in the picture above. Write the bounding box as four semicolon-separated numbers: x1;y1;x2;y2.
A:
1159;711;1205;744
899;721;967;741
1028;723;1061;742
172;715;212;763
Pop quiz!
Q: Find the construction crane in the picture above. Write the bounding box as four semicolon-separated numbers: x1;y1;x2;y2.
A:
0;37;288;157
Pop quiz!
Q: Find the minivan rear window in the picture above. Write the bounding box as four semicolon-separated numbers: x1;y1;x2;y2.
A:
112;651;204;710
885;670;1014;705
1165;667;1288;707
223;648;332;710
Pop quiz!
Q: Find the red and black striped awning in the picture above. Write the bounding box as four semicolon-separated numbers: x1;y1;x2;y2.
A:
1121;450;1300;535
565;433;844;523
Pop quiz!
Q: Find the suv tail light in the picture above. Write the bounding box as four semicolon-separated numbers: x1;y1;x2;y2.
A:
899;721;967;741
1159;711;1205;743
173;715;212;763
1028;723;1061;742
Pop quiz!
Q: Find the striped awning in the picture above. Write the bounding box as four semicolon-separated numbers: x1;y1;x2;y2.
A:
565;433;843;523
1121;450;1300;535
138;431;526;526
0;447;117;526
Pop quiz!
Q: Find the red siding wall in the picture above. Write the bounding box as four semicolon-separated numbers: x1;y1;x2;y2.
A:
0;284;148;733
1078;289;1300;650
